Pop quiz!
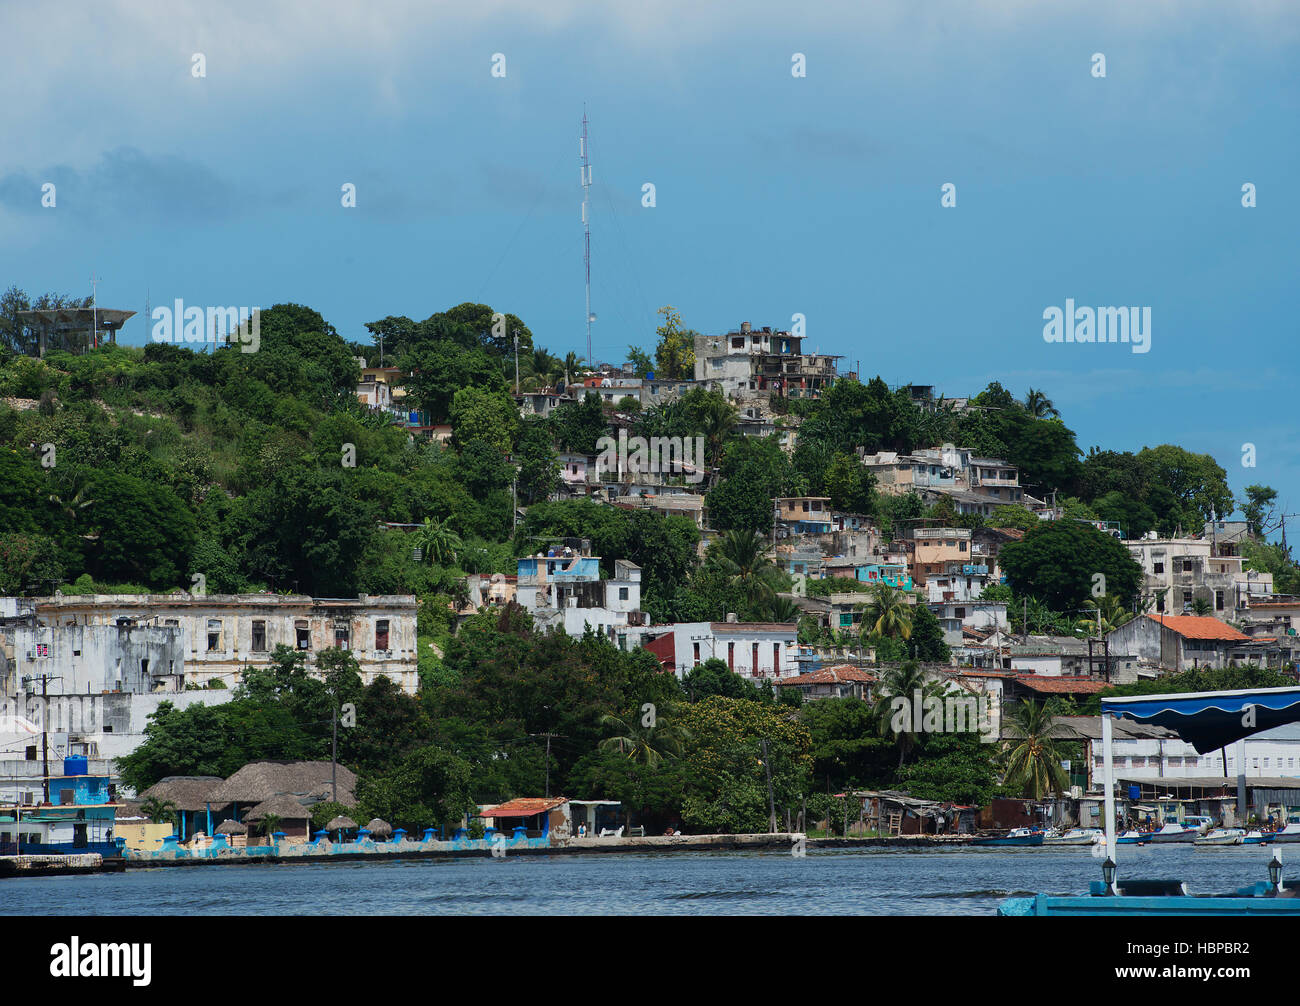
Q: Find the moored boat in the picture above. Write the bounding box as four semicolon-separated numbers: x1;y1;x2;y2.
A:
1244;830;1270;845
1194;828;1245;846
1146;822;1197;844
974;827;1044;847
1001;685;1300;915
1043;828;1103;846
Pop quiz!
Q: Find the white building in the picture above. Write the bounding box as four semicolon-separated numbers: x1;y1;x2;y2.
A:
644;619;799;681
514;552;648;649
23;594;419;693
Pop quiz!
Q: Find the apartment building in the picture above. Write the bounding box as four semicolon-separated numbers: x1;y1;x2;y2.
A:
26;593;419;693
1125;536;1273;618
514;550;648;649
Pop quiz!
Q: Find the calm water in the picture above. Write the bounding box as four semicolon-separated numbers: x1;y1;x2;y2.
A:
1;845;1286;915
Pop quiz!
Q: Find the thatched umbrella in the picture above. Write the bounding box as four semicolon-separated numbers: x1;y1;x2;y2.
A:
326;815;358;840
365;818;393;839
215;820;247;836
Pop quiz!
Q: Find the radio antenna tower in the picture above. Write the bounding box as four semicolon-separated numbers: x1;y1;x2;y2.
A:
580;108;593;367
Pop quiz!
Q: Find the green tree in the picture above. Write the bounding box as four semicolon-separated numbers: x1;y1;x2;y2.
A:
653;306;697;380
998;520;1142;612
1001;700;1069;800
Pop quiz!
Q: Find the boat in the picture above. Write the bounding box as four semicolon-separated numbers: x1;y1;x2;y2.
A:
1146;822;1198;844
974;827;1044;847
1271;817;1300;843
1194;828;1245;846
1244;830;1270;846
1116;829;1146;845
1002;685;1300;915
1043;828;1103;846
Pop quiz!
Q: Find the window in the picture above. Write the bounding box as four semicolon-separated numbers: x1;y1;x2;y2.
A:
728;642;735;670
1153;561;1164;574
1215;589;1225;611
207;619;222;651
752;642;760;672
295;620;310;650
334;623;350;650
618;587;629;601
375;619;390;650
693;642;701;665
773;642;780;676
251;620;267;651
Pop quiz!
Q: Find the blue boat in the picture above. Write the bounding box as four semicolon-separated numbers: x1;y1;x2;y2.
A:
1002;686;1300;916
974;827;1044;847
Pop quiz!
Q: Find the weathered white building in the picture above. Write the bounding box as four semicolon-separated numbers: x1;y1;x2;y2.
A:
1125;536;1272;619
514;552;649;649
643;619;800;681
26;593;419;693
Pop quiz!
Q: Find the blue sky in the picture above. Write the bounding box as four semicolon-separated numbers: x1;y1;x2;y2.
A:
2;0;1297;530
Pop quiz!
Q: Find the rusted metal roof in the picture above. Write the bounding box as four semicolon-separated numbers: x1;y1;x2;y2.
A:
1014;675;1109;695
478;797;568;819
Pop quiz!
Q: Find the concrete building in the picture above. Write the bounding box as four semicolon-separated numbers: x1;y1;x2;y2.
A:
24;593;419;693
693;322;839;403
910;527;973;586
1104;613;1288;671
643;619;799;680
514;551;648;649
1125;535;1272;619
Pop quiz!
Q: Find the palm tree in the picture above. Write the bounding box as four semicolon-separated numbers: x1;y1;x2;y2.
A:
1075;594;1135;636
859;582;913;642
695;394;737;472
1001;700;1069;799
871;661;942;768
414;517;463;566
1023;387;1060;419
709;529;785;616
599;709;690;829
139;797;178;828
563;351;586;384
766;595;802;623
1191;597;1213;616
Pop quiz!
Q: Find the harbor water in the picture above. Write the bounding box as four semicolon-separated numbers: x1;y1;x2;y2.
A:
1;844;1288;915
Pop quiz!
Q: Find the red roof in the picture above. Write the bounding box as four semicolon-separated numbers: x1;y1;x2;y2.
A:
1145;614;1250;642
478;797;568;819
774;665;876;687
1015;675;1109;695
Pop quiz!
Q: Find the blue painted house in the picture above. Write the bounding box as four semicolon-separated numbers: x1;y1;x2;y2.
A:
0;757;122;857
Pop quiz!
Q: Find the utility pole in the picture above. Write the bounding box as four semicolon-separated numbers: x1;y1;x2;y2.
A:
331;706;338;803
26;673;61;805
89;272;100;349
761;738;777;834
514;330;520;395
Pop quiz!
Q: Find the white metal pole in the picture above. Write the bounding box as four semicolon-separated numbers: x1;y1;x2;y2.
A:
1102;711;1116;864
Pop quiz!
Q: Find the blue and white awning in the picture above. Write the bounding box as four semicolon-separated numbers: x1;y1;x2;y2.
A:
1102;687;1300;754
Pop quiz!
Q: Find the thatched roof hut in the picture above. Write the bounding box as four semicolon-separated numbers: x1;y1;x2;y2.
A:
244;794;312;823
139;776;227;812
326;815;358;832
214;819;247;835
364;818;393;838
206;762;357;807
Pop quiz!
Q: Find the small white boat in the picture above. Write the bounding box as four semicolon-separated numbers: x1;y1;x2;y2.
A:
1147;823;1197;844
1043;828;1103;846
1194;828;1245;846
